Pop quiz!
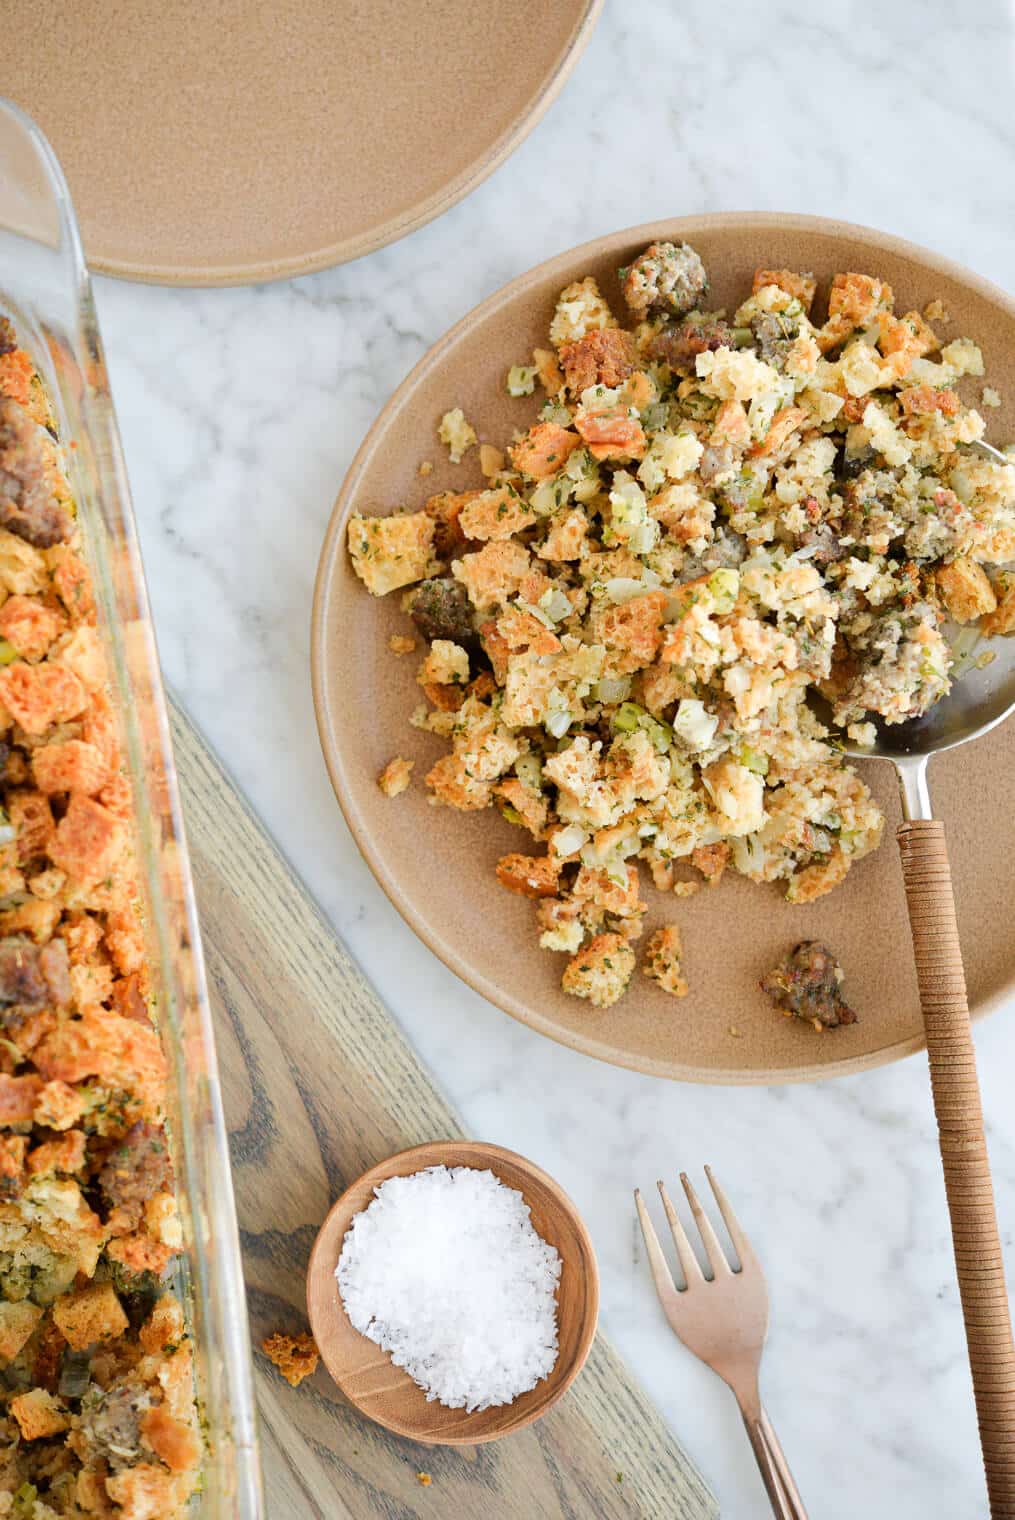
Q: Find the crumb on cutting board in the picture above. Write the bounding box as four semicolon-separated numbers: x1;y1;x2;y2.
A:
418;459;434;477
389;633;417;655
416;1472;433;1487
262;1331;320;1386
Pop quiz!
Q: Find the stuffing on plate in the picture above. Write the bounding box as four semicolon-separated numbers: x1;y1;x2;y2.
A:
348;243;1015;1012
0;320;200;1515
762;940;856;1031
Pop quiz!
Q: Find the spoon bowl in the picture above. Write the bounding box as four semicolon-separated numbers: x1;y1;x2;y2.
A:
829;439;1015;807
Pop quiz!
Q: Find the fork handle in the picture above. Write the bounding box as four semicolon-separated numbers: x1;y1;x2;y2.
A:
739;1408;807;1519
759;1407;808;1518
899;820;1015;1519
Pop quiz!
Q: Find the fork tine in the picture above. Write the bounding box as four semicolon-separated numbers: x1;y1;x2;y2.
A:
657;1179;704;1285
704;1165;757;1272
680;1171;732;1277
634;1189;679;1303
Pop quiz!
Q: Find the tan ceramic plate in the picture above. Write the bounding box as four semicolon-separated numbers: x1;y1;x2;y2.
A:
305;1141;599;1445
3;0;601;285
312;214;1015;1084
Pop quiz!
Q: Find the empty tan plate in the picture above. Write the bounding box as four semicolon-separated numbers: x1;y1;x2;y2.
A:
305;1140;599;1445
2;0;601;285
312;213;1015;1084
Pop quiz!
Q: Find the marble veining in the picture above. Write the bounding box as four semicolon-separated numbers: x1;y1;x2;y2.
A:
90;2;1015;1513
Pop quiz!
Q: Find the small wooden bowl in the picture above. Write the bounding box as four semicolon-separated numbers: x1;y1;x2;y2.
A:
306;1140;599;1445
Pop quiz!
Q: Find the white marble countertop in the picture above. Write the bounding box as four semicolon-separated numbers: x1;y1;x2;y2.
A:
90;2;1015;1514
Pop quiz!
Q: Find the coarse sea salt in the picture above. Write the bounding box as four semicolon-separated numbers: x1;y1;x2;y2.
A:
336;1165;561;1412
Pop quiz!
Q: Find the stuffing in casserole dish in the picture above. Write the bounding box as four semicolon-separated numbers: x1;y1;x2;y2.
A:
0;321;200;1518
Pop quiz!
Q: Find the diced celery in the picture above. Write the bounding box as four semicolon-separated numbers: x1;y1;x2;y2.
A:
500;805;525;826
0;640;18;666
641;714;673;753
738;745;769;775
611;702;642;734
13;1487;39;1520
612;701;671;753
707;567;740;614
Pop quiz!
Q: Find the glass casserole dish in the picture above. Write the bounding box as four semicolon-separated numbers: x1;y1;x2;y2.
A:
0;99;261;1515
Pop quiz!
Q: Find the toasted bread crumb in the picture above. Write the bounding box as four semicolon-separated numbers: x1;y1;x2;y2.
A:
479;443;505;479
262;1330;320;1387
378;756;414;798
642;924;688;998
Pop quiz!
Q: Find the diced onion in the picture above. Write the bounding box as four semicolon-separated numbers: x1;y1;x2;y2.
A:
539;587;573;622
672;699;718;752
545;709;572;739
515;598;555;630
731;832;767;874
605;577;648;604
594;676;633;704
551;824;588;857
514;753;543;790
627;522;660;555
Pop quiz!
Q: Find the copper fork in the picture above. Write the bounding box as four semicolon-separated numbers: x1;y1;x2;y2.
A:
635;1168;808;1519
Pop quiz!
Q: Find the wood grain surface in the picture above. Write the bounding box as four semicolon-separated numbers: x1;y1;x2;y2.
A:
168;698;717;1520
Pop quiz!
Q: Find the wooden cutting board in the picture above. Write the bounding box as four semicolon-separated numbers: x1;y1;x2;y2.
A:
169;698;717;1519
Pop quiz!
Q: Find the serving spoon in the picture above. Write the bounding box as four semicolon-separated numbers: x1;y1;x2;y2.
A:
831;441;1015;1517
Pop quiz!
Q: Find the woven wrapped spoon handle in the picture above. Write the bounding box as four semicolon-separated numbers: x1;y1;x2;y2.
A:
898;819;1015;1518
